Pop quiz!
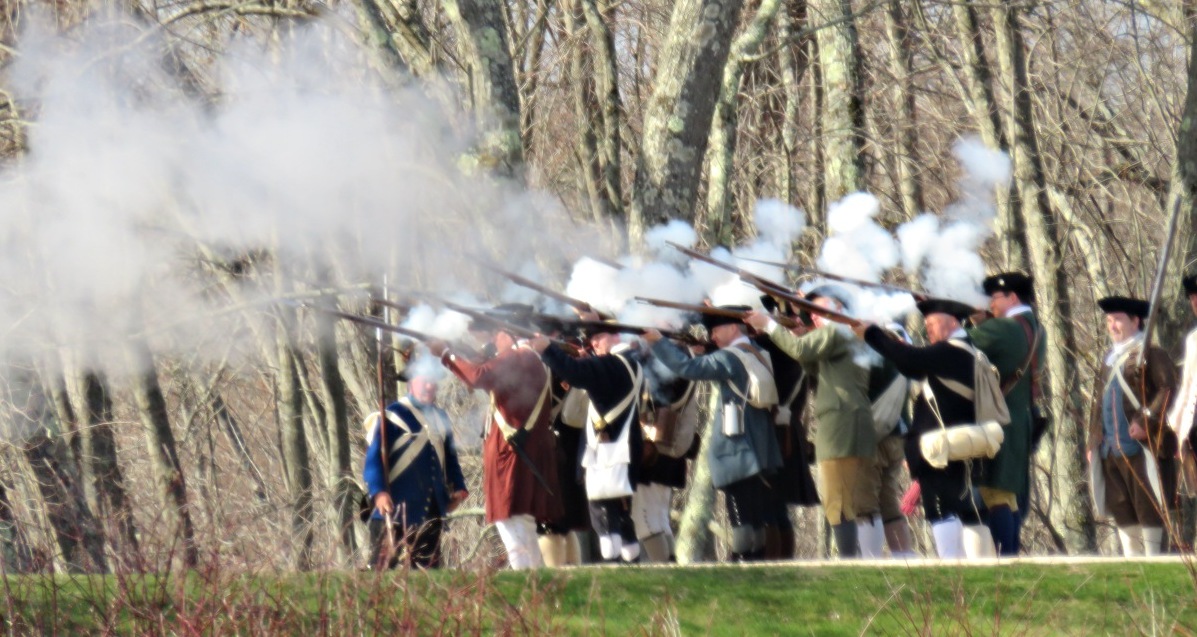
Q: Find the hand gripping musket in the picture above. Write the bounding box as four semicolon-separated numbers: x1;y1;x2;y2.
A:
472;258;616;320
666;242;862;327
633;297;802;330
734;256;928;301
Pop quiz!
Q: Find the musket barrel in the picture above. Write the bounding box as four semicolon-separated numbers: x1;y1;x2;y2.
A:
634;297;800;329
473;257;615;320
735;256;927;300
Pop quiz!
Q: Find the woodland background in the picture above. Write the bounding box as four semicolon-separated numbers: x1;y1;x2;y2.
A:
0;0;1195;572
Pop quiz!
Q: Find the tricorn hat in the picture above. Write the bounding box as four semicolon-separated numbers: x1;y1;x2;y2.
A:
701;305;750;331
1183;273;1197;296
982;272;1034;301
1097;296;1150;320
915;298;976;320
759;294;797;317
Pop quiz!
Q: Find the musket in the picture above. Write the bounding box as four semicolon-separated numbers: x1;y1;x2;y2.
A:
439;301;587;357
1140;195;1184;365
633;297;800;330
667;241;796;299
666;243;865;327
766;288;864;328
567;318;708;346
374;280;396;567
293;302;481;360
500;305;708;346
734;256;927;300
584;255;625;271
372;297;416;315
472;257;615;320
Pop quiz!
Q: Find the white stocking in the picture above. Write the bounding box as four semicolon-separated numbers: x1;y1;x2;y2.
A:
495;515;543;570
1118;525;1144;557
931;516;964;559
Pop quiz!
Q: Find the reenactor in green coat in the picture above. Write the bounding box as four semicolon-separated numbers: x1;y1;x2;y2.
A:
967;272;1041;555
746;289;876;558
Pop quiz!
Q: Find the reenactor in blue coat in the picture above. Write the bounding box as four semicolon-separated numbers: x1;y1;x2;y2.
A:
364;372;468;569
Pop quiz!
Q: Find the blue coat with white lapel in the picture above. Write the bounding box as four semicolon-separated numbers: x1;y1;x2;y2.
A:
363;398;468;528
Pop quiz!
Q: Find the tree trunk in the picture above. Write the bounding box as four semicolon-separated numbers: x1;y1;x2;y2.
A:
129;338;200;568
705;0;784;244
882;0;922;221
629;0;746;243
941;0;1021;268
990;0;1094;553
76;370;140;563
442;0;526;177
564;0;609;222
211;392;269;502
1174;2;1197;279
273;306;316;571
6;363;108;573
580;0;624;219
808;0;865;202
315;293;358;565
675;390;718;564
777;0;812;207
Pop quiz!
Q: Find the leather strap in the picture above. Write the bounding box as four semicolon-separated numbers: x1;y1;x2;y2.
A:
1001;315;1043;396
588;354;643;431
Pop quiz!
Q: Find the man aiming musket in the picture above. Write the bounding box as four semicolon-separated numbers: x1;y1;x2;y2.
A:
423;308;563;570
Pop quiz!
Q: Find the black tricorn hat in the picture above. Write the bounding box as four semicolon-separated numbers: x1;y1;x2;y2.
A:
1183;273;1197;296
916;298;976;320
759;294;797;317
702;305;750;330
982;272;1034;301
1097;296;1150;319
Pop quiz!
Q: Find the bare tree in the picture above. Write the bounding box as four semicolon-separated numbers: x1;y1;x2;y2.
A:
629;0;747;243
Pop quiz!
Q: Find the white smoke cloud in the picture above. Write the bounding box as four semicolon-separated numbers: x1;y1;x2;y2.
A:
644;219;698;267
817;192;899;283
894;135;1012;307
752;199;806;250
0;15;605;381
401;304;472;342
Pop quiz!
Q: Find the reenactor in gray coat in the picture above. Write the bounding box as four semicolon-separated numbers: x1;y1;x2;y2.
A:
643;309;784;561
